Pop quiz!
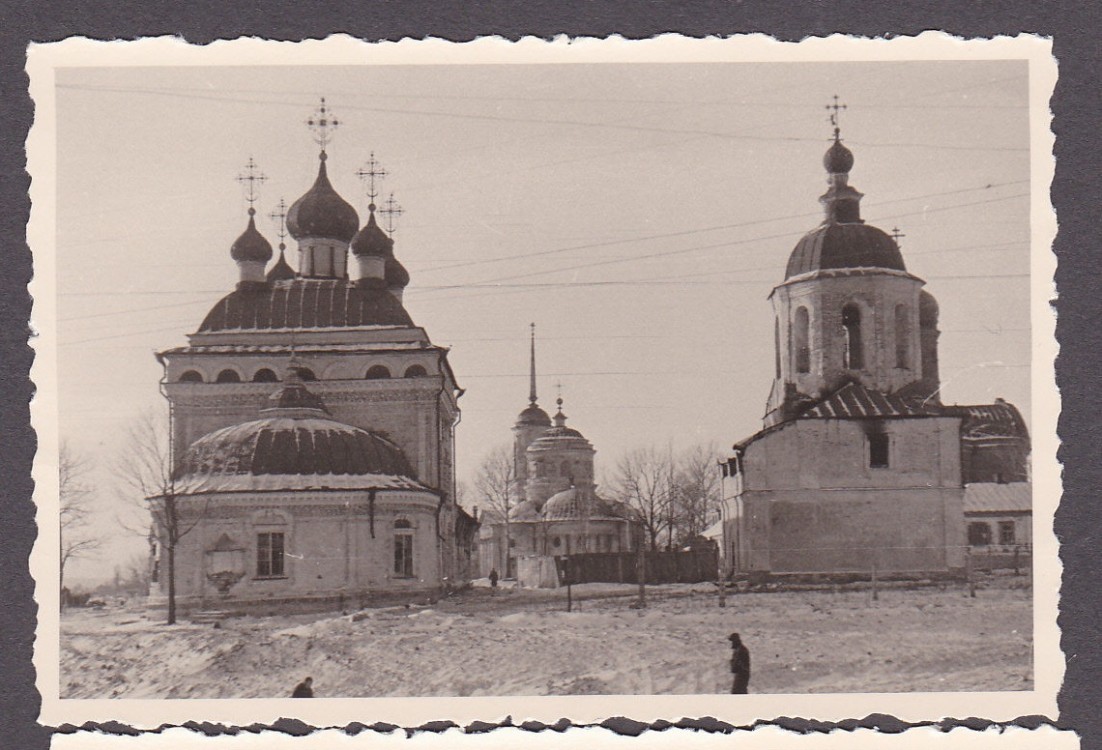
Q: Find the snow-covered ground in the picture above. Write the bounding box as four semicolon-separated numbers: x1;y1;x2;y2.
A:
60;578;1032;698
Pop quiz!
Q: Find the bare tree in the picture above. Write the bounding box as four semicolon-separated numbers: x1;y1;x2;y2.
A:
671;442;723;544
473;443;516;574
610;445;674;552
115;407;206;625
59;442;101;605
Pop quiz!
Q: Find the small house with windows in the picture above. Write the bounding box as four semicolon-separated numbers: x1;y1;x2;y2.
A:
719;127;1030;580
964;482;1032;551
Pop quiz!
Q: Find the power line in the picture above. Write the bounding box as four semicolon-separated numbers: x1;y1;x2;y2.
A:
56;83;1029;153
410;192;1031;301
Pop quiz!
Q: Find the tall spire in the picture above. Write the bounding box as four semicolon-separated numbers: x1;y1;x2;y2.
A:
529;323;538;405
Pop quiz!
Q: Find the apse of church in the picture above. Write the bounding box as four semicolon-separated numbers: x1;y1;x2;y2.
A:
149;100;474;612
722;101;1030;580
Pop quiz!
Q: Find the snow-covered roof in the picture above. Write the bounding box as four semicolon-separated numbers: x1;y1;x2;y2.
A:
963;482;1031;514
171;472;430;496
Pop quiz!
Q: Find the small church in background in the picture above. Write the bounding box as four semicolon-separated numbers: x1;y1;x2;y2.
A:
720;105;1031;580
148;100;477;613
479;327;636;584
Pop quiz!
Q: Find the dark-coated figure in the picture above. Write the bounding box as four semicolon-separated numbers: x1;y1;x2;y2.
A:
728;633;751;694
292;676;314;698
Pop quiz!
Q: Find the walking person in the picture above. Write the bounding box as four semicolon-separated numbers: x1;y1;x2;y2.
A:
489;567;499;594
728;632;751;694
291;676;314;698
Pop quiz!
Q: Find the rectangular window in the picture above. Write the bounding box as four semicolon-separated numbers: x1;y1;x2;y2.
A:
868;433;890;468
999;521;1016;545
394;533;414;578
257;532;285;577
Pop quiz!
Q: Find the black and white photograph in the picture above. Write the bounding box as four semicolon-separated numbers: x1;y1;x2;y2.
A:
28;35;1059;727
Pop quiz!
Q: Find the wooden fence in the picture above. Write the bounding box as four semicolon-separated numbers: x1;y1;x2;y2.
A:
555;548;718;585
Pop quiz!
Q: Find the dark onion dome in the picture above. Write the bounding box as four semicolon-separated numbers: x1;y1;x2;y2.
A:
516;403;552;427
266;249;296;282
287;154;360;243
824;138;855;174
350;209;392;257
919;289;940;323
198;277;414;332
541;488;630;521
172;381;421;494
230;210;274;263
785;223;905;279
385;257;410;288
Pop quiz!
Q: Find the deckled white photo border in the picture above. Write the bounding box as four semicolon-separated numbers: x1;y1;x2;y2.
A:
51;725;1082;750
27;32;1060;728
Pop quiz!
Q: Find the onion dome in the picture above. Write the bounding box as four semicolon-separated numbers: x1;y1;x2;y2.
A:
919;289;940;325
783;134;906;280
230;209;274;263
266;249;296;282
823;138;855;174
287;153;360;243
785;223;905;279
350;208;392;257
171;373;421;494
385;257;410;288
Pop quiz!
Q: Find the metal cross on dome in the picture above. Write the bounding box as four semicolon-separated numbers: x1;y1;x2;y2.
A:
826;94;847;138
269;198;289;247
890;226;906;248
306;97;340;151
235;157;268;209
355;152;388;208
380;192;404;236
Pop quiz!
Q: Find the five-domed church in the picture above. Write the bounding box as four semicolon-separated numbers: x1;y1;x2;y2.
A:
148;100;476;613
720;122;1030;579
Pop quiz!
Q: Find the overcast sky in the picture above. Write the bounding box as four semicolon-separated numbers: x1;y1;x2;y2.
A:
52;60;1032;584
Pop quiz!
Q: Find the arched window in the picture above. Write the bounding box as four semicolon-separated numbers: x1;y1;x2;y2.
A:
215;369;242;383
178;370;203;383
393;519;414;577
297;368;317;381
365;365;391;380
894;304;909;369
252;368;278;383
841;304;864;370
561;461;572;482
404;364;428;378
794;306;810;374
